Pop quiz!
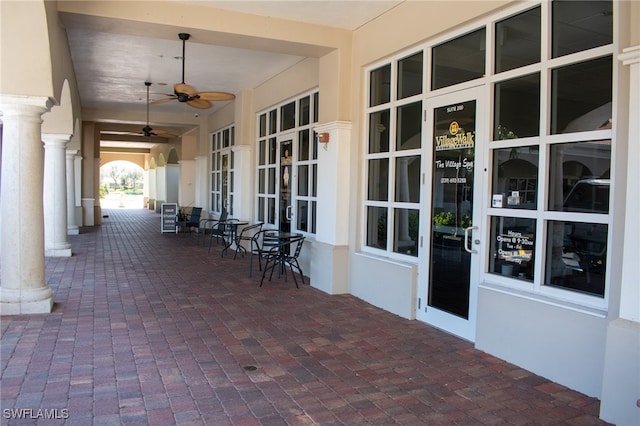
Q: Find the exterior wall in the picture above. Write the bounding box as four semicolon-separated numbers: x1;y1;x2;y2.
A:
476;287;607;397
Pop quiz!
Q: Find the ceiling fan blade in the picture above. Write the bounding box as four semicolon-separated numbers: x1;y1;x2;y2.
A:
153;129;177;138
150;97;175;105
187;98;212;109
175;83;197;96
197;91;236;101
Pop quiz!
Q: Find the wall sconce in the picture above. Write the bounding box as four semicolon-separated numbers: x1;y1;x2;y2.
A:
317;132;330;150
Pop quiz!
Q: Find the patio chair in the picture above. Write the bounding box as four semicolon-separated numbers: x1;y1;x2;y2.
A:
233;222;264;270
245;229;281;276
260;235;305;288
176;207;202;234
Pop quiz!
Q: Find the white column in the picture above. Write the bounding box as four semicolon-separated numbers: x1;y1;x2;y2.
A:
600;45;640;426
0;95;54;314
66;149;79;235
231;145;253;220
310;121;352;295
43;134;72;257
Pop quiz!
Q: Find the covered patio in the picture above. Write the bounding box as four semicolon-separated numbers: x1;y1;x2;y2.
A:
1;208;607;425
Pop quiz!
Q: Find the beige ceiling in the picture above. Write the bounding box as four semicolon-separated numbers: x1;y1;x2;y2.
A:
59;0;403;150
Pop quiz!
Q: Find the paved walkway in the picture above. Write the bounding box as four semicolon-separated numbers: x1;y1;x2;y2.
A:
1;208;609;425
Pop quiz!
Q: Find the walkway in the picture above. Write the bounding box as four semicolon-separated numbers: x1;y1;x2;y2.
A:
1;208;609;425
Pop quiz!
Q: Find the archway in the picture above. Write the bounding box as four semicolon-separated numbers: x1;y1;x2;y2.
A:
100;160;145;209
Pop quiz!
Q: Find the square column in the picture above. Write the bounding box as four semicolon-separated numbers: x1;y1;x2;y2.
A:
0;95;54;314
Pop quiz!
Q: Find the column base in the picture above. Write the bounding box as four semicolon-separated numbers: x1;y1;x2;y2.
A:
309;241;349;294
68;225;79;235
0;287;54;315
45;247;72;257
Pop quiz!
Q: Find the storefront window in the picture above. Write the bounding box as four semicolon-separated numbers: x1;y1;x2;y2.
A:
394;208;419;257
551;56;612;134
366;206;387;250
432;28;486;90
548;140;611;213
396;102;422;150
369;110;390;153
552;0;612;58
492;147;539;210
398;52;423;99
368;159;389;202
494;74;540;140
495;6;540;73
489;216;536;280
545;221;607;297
370;65;391;106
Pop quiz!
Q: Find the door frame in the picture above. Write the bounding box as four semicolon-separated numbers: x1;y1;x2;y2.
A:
417;85;487;342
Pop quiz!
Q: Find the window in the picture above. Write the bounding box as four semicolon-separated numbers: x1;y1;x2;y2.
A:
362;0;614;306
487;0;613;303
432;28;486;90
210;126;235;215
365;51;423;258
257;91;319;234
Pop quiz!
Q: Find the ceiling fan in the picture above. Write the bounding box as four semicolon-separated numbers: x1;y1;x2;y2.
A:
152;33;235;109
138;81;175;138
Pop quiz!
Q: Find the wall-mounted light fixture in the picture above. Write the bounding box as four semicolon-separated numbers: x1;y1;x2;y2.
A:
317;132;330;150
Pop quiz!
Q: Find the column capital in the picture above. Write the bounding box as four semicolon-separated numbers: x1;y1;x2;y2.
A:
66;149;79;157
0;95;54;115
42;133;72;146
314;121;352;134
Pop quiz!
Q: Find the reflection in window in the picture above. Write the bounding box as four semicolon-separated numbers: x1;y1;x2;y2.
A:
370;64;391;106
395;156;421;203
297;200;308;232
368;159;389;201
432;28;486;90
367;206;387;250
369;110;390;153
492;147;539;209
489;216;536;280
495;7;540;73
551;56;612;134
398;52;423;99
548;140;610;213
396;102;422;150
394;208;419;257
552;0;612;58
494;74;540;139
546;221;607;297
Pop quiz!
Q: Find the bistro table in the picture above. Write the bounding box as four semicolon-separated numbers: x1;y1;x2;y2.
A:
220;221;249;257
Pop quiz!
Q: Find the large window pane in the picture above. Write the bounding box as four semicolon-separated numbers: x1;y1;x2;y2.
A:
548;140;611;213
492;146;539;209
366;207;387;250
370;64;391;106
432;28;486;90
551;56;612;134
394;208;419;256
280;101;295;131
396;102;422;151
489;216;536;280
298;129;310;161
395;156;421;202
494;74;540;139
369;110;390;153
259;114;267;137
297;200;308;232
398;52;423;99
368;159;389;201
552;1;613;58
495;7;540;73
299;96;310;126
297;165;309;196
546;220;607;297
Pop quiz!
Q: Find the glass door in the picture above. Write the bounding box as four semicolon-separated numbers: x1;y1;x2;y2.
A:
418;87;485;342
278;134;295;232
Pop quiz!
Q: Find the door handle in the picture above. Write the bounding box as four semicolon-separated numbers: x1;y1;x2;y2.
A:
286;205;293;221
464;226;478;254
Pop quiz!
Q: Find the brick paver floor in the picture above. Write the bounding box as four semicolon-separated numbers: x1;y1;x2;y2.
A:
1;208;610;425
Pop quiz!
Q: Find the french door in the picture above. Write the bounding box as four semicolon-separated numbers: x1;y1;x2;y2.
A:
278;133;296;232
418;86;486;342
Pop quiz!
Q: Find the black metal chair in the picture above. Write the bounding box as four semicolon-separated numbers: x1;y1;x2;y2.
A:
260;235;305;288
233;222;264;272
176;207;202;234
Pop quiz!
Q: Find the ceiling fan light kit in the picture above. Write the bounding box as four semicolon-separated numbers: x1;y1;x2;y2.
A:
151;33;235;110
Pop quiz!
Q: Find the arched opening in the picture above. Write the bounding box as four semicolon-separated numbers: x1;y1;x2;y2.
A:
100;160;145;209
